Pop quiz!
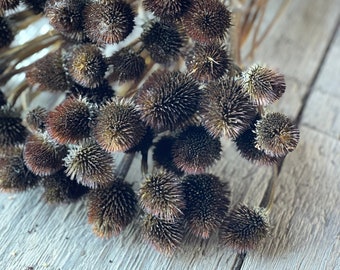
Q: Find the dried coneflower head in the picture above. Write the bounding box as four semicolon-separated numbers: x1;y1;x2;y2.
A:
242;64;286;106
88;181;138;238
255;112;300;157
94;98;146;152
83;0;135;44
0;16;14;48
47;96;95;144
142;214;184;256
139;171;185;221
172;125;222;174
141;21;186;64
0;0;20;11
186;43;230;82
200;79;257;138
24;132;67;176
182;0;231;43
66;44;107;88
142;0;190;20
64;140;115;188
136;71;202;131
183;173;230;239
23;0;47;13
219;204;270;253
25;106;48;133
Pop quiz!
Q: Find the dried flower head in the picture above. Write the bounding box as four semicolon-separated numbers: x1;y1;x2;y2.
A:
88;181;138;238
242;64;286;106
139;171;185;221
0;16;14;48
25;106;48;133
142;0;190;20
142;214;184;256
136;71;202;131
183;173;230;239
255;112;300;157
0;0;19;11
219;204;270;253
63;140;115;188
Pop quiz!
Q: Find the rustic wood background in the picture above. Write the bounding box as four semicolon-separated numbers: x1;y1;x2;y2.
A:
0;0;339;269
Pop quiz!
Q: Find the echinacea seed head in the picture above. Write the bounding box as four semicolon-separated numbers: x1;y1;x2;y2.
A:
142;0;191;20
0;16;14;48
25;106;48;133
0;0;20;11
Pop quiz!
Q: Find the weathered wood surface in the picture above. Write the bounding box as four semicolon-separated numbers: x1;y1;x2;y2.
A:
1;0;340;269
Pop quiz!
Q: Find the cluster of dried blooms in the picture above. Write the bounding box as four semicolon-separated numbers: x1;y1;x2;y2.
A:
0;0;299;256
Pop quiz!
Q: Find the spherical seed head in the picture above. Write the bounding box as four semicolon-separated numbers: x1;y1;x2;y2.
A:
88;181;138;238
139;171;185;221
182;0;231;43
172;126;221;174
25;106;48;133
142;214;184;256
255;112;300;157
141;21;186;64
142;0;190;20
183;173;231;239
200;79;257;139
93;98;146;152
136;71;202;131
0;16;14;48
23;132;67;176
64;140;115;188
47;96;95;144
220;204;270;252
186;43;231;82
0;0;20;11
83;0;135;44
242;64;286;106
66;44;107;88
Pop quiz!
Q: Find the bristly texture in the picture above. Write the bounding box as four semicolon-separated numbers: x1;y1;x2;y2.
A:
0;16;14;48
63;140;115;188
94;98;146;152
219;204;270;253
142;214;184;256
141;21;186;64
186;43;231;82
200;78;257;139
83;0;135;44
23;132;67;176
0;0;20;11
66;44;107;88
25;106;48;133
172;126;222;174
136;71;202;131
242;64;286;106
182;0;231;43
47;96;95;144
142;0;191;20
139;171;185;221
255;112;300;157
41;171;89;204
88;181;138;238
183;173;230;239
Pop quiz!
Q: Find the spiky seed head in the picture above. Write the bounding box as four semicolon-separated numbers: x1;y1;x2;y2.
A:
0;0;20;11
66;44;107;88
142;214;184;256
255;112;300;157
94;98;146;152
182;0;231;43
219;204;270;252
139;171;185;221
142;0;190;20
25;106;48;133
83;0;135;44
172;126;221;174
63;140;115;188
242;64;286;105
183;173;230;239
41;171;89;204
0;16;14;48
23;132;67;176
200;79;257;139
136;71;202;131
88;181;138;238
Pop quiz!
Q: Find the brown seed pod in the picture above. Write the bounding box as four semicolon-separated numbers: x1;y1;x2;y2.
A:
183;173;230;239
25;106;48;133
0;16;14;48
93;98;146;152
142;214;184;256
136;71;202;131
219;204;270;253
172;126;222;174
139;171;185;221
242;64;286;106
88;181;138;238
63;140;115;188
255;112;300;157
200;78;257;139
142;0;191;20
83;0;135;44
0;0;20;11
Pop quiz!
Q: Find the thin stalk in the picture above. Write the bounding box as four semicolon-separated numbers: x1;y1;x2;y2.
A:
260;164;278;212
116;152;136;181
7;81;29;107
